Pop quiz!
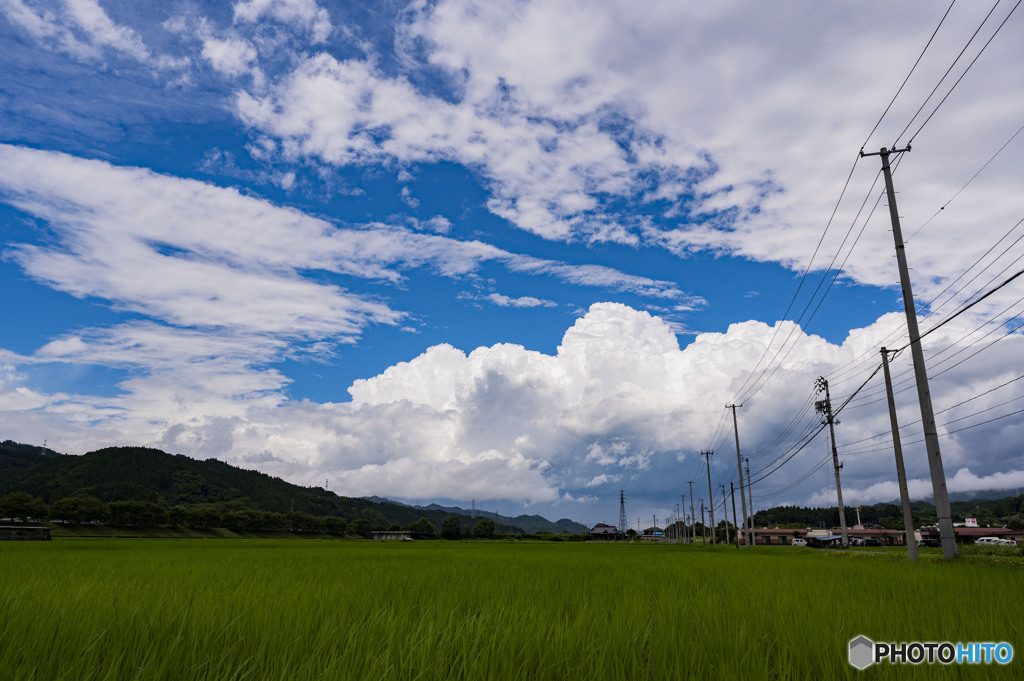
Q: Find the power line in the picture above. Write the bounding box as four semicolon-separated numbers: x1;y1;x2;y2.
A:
860;0;958;152
893;0;1007;146
905;0;1022;146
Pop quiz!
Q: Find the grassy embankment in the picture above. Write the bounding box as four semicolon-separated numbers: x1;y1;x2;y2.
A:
1;540;1020;680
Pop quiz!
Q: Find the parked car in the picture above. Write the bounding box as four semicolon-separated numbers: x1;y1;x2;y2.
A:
996;538;1017;547
792;538;807;547
975;537;1001;545
863;538;882;547
918;538;941;548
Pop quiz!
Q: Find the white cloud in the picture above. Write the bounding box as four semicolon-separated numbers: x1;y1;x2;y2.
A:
0;0;162;65
233;0;332;43
486;293;556;309
228;0;1024;308
2;299;1021;518
201;36;258;78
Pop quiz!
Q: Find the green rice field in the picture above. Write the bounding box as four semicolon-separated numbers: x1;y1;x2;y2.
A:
1;539;1020;680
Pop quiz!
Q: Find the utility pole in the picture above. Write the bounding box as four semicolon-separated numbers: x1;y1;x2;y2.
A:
675;503;681;543
720;484;730;545
702;451;716;544
862;146;956;560
700;500;706;544
882;347;919;563
688;481;696;546
730;482;739;549
745;458;754;545
681;494;687;543
728;404;750;547
815;377;849;548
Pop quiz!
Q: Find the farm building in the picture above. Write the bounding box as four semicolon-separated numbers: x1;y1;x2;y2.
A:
371;530;413;541
0;526;51;540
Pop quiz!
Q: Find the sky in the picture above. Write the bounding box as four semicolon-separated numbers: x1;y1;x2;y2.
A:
1;0;1022;529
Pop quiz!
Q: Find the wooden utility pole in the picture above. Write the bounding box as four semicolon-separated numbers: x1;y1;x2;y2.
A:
702;451;716;544
728;404;750;546
815;377;849;548
882;347;919;563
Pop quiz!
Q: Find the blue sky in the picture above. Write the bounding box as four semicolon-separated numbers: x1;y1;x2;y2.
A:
2;0;1023;528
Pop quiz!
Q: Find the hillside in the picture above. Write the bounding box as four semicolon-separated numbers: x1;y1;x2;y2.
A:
0;441;584;532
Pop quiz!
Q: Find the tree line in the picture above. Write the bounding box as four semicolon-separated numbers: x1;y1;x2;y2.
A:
0;492;569;540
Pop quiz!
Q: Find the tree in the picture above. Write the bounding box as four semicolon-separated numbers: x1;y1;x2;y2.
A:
0;492;47;521
51;497;107;524
108;501;167;527
183;505;221;529
473;517;496;539
409;517;436;539
324;516;349;536
440;514;463;540
350;518;374;538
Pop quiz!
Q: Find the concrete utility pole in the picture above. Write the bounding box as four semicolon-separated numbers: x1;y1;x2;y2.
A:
688;481;696;545
745;458;754;545
681;495;687;543
730;482;739;549
861;146;957;561
815;377;849;548
700;500;706;544
720;484;730;545
882;347;919;563
728;404;750;547
702;451;716;544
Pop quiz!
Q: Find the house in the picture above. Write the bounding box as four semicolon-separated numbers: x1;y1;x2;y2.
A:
589;523;623;541
0;526;51;540
641;526;665;541
917;526;1024;545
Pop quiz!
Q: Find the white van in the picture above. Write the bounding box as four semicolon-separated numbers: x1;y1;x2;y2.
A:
792;538;807;547
975;537;1000;545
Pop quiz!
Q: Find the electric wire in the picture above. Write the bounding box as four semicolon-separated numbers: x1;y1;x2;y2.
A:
905;0;1022;146
892;0;1006;146
859;0;958;153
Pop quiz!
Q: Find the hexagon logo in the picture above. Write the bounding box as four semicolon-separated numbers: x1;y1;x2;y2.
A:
849;635;875;670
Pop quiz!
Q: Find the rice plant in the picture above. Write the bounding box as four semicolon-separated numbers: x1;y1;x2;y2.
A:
1;540;1019;680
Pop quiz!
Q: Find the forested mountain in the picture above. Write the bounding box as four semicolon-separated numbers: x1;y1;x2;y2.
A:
0;441;582;532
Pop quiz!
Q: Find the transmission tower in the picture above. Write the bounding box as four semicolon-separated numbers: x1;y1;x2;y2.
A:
618;490;627;534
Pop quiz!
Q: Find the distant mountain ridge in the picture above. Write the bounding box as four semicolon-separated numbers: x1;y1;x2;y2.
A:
0;440;586;532
413;502;587;534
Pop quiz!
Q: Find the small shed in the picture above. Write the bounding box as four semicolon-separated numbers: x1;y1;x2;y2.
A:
0;526;51;540
371;530;413;541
